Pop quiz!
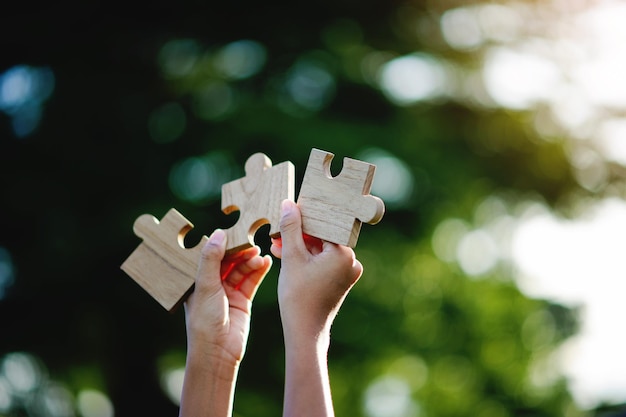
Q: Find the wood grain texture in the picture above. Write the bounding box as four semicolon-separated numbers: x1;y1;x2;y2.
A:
121;149;383;311
120;209;206;312
222;152;295;254
297;148;385;247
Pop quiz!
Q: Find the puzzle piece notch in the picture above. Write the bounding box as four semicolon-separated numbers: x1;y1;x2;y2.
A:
222;152;295;255
120;208;207;312
298;148;385;247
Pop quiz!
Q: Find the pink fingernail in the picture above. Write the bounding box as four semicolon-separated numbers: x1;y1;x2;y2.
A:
210;229;225;244
281;199;293;215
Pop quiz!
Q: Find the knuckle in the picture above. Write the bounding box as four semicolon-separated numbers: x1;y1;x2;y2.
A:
201;240;222;260
280;212;298;231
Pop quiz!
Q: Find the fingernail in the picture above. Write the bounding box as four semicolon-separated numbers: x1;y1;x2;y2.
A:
281;199;294;216
210;229;226;244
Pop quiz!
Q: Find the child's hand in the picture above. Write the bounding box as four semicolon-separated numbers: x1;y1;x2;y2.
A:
271;199;363;417
271;199;363;344
184;229;272;365
180;230;272;417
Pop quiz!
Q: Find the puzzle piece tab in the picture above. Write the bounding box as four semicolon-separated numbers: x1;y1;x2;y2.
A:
222;152;295;254
297;148;385;247
120;208;207;312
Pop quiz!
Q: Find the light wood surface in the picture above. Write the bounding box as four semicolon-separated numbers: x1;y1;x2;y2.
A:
297;148;385;247
121;208;206;312
222;152;295;254
121;149;384;311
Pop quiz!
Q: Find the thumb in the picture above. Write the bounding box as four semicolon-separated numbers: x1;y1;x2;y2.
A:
278;200;307;257
195;229;227;295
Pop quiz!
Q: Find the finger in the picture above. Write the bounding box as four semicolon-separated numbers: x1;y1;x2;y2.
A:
224;245;261;263
334;243;362;278
236;255;272;300
303;234;323;255
321;241;363;284
270;238;283;259
221;246;261;279
195;229;227;295
278;199;307;258
223;254;267;287
352;258;364;284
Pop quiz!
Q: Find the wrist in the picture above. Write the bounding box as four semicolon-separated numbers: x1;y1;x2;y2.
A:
282;323;335;417
281;307;333;338
179;345;240;417
283;321;331;354
186;344;241;378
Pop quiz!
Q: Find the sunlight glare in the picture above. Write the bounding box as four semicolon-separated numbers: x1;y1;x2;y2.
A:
1;352;43;395
521;309;557;352
548;86;596;133
0;66;33;110
0;353;79;416
569;147;608;192
596;118;626;166
387;356;429;392
357;148;414;208
213;40;266;80
169;151;235;204
432;218;469;263
559;316;626;409
572;2;626;109
441;4;522;50
77;389;114;417
483;46;561;110
456;229;498;276
32;381;75;417
440;7;483;51
512;197;626;408
0;377;11;412
160;367;185;405
363;376;419;417
379;54;447;105
286;59;335;111
477;4;522;43
434;195;516;276
0;65;55;137
438;0;626;409
361;51;395;86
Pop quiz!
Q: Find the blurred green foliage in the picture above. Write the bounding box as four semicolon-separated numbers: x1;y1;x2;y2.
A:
0;0;618;416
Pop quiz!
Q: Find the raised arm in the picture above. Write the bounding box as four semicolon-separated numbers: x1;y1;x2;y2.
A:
271;200;363;417
179;229;272;417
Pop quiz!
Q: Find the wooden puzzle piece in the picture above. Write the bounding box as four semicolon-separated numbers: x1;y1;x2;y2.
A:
121;149;384;311
120;208;207;312
297;148;385;247
222;152;295;254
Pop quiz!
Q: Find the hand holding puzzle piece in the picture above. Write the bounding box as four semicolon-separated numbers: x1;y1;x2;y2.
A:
121;148;385;312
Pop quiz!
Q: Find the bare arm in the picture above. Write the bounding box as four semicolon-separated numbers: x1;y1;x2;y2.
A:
271;200;363;417
179;230;272;417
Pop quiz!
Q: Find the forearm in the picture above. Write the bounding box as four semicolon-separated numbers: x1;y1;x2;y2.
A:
282;328;334;417
179;348;240;417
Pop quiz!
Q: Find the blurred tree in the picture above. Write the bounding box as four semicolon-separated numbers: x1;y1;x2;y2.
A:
1;0;621;416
